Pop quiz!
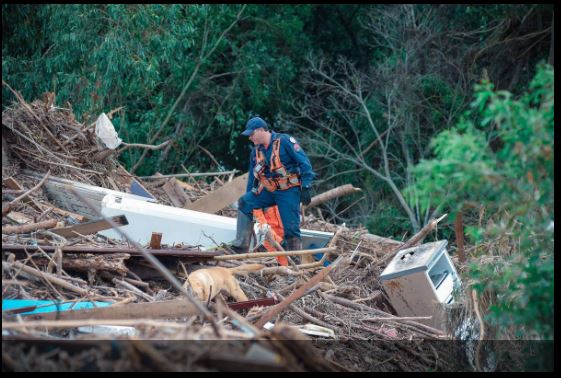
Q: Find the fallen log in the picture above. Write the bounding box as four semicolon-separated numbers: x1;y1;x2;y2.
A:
303;184;361;211
2;219;58;234
359;233;402;245
32;253;130;276
49;214;128;238
13;297;278;322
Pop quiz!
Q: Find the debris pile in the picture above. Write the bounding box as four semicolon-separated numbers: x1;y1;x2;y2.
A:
2;93;121;188
2;94;469;372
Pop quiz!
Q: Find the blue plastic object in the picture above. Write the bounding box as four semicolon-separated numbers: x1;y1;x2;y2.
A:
309;243;331;266
2;299;112;316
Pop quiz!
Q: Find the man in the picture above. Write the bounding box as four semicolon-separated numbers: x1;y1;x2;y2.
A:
231;116;314;254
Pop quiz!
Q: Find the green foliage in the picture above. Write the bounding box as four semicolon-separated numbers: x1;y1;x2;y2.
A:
408;63;554;341
2;4;553;234
366;199;407;239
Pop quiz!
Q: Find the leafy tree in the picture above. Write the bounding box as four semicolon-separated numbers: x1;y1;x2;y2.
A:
408;63;554;343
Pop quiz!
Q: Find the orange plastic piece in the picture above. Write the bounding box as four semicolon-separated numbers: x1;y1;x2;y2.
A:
253;206;288;266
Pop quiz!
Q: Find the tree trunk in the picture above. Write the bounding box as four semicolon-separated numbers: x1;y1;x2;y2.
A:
454;211;465;263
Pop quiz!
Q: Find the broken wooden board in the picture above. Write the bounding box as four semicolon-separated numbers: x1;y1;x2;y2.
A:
162;178;191;208
5;211;33;225
23;170;156;219
49;214;128;238
17;300;198;321
43;205;87;222
187;172;248;214
149;232;163;249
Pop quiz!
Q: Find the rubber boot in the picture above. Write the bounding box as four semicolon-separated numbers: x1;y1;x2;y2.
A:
285;237;302;252
231;211;254;254
286;237;307;265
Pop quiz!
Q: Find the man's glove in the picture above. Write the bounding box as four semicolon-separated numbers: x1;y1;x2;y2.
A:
301;186;312;206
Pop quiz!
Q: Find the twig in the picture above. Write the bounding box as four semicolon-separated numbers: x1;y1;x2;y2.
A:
113;278;154;302
120;140;171;151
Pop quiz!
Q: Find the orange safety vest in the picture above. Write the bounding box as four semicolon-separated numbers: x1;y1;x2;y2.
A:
253;139;301;194
253;206;288;266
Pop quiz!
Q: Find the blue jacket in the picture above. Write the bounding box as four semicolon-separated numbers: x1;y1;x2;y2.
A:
246;132;315;193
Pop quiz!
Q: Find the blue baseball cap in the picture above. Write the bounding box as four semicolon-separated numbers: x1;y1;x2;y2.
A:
242;117;268;136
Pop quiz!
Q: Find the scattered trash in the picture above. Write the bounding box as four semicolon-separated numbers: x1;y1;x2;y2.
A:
77;324;138;337
295;324;335;338
95;113;122;149
245;343;283;365
380;240;462;331
2;299;112;316
2;95;463;372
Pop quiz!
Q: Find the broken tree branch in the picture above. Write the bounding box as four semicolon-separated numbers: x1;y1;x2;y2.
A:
120;140;172;151
253;256;346;329
2;170;50;217
2;219;58;234
381;213;448;265
32;253;130;276
3;260;89;295
303;184;362;211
